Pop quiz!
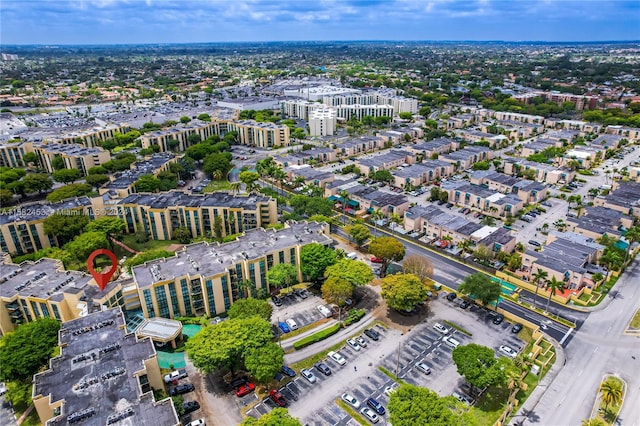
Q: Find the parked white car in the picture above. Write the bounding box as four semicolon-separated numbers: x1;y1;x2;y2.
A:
300;369;317;383
346;338;361;351
341;393;361;408
433;322;450;334
328;351;347;365
285;318;298;331
499;345;517;358
317;305;332;318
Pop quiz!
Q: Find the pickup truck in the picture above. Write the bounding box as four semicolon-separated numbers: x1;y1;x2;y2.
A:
164;369;188;383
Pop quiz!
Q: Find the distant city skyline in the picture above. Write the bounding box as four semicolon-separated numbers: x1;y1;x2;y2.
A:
1;0;639;45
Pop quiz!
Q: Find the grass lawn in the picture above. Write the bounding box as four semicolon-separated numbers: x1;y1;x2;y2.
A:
443;320;472;336
596;376;624;425
203;179;233;192
21;410;41;426
120;235;178;252
629;309;640;329
473;384;511;425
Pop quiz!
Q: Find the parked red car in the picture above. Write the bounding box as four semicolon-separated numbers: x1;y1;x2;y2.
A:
269;389;288;407
370;256;383;263
235;382;255;397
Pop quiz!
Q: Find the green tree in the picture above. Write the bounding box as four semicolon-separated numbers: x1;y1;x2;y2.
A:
87;165;107;175
324;258;374;287
370;170;394;183
472;244;492;263
452;343;511;390
532;268;548;308
86;217;126;241
23;173;53;194
245;342;284;384
581;419;606;426
186;317;273;376
300;243;338;281
135;174;161;192
0;318;61;382
22;152;39;167
599;378;623;411
381;273;428;312
0;188;13;204
458;273;501;306
472;161;491;171
267;263;298;289
321;276;354;315
65;231;109;262
203;152;232;179
507;253;522;272
388;383;476;426
173;227;192;244
84;173;110;189
51;156;65;170
228;298;273;321
180;115;191;124
52;168;81;184
239;171;260;193
241;408;302;426
123;249;173;269
402;254;433;283
43;213;89;245
369;236;406;278
46;183;93;202
623;226;640;265
399;111;413;120
480;216;496;226
544;276;564;313
346;223;371;249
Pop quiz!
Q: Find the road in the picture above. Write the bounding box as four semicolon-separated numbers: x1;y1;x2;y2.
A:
514;257;640;426
332;224;578;344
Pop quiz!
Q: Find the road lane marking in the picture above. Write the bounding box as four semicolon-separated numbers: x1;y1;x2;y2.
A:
593;346;599;353
559;328;573;345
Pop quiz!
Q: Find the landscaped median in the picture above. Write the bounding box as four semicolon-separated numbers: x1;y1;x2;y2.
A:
588;375;626;425
293;323;342;350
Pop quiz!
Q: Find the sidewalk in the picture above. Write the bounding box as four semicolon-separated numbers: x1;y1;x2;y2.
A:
509;334;567;425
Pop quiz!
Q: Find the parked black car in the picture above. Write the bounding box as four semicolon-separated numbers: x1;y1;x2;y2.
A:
314;362;332;376
459;300;470;309
446;292;457;302
281;365;296;377
271;295;282;306
511;323;523;333
183;401;201;414
493;314;505;325
169;384;195;396
230;376;248;389
364;328;380;341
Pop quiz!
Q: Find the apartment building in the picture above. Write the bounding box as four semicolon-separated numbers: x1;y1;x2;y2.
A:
222;119;290;148
470;171;548;203
117;191;277;240
275;147;337;167
337;137;384;157
566;206;631;241
132;221;332;319
0;140;32;168
493;111;545;124
439;146;492;170
502;158;576;184
46;123;131;148
605;125;640;141
139;119;219;152
376;127;424;145
513;91;598;111
284;165;335;189
32;307;178;426
335;104;395;121
35;142;111;175
280;99;321;120
406;138;459;158
443;181;524;218
593;182;640;218
309;105;337;136
392;160;453;188
455;129;507;147
0;197;97;256
100;153;179;198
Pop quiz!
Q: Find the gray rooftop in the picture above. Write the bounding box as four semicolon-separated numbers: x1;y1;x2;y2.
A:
33;307;178;426
0;197;92;225
118;191;272;210
534;235;599;274
567;206;626;237
132;221;331;289
105;153;176;189
601;182;640;210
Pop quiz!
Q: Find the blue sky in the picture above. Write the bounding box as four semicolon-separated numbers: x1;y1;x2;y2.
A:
1;0;639;45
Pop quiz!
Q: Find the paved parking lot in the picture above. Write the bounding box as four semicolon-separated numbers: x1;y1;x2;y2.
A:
270;290;331;337
246;295;526;425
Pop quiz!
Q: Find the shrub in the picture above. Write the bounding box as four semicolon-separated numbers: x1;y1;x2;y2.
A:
293;323;342;350
345;309;366;325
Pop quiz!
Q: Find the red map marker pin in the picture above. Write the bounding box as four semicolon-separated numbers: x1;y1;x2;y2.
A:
87;248;118;291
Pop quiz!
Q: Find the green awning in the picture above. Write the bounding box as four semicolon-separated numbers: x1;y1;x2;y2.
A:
328;195;339;201
347;200;359;208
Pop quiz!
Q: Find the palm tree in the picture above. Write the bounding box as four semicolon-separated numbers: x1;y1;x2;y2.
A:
237;279;254;299
389;213;402;231
544;276;564;313
458;239;472;254
212;169;223;181
339;190;351;222
370;208;384;236
623;226;640;266
599;378;622;411
230;181;242;194
532;268;548;308
581;418;606;426
480;216;496;226
600;250;622;285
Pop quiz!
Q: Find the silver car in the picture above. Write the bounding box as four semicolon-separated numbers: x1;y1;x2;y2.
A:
300;369;317;383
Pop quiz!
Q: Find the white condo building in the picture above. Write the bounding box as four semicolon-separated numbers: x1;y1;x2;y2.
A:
309;105;337;136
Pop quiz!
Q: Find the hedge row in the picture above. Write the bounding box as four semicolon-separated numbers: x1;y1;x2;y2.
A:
345;309;366;326
293;323;342;350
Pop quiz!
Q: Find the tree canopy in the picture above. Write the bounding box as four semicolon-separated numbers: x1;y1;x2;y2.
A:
43;213;89;245
321;276;353;309
381;273;428;312
85;217;126;240
244;342;284;384
458;273;501;306
52;168;81;184
345;223;371;249
65;231;110;262
267;263;298;289
452;343;512;389
241;408;302;426
324;258;373;287
45;183;93;202
227;298;273;321
388;383;476;426
402;254;434;283
300;243;338;281
0;318;61;382
369;236;405;277
186;317;273;376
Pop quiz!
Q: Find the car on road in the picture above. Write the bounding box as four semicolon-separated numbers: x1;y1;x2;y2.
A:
169;383;195;396
499;345;517;358
186;419;206;426
234;382;255;397
356;336;368;347
511;323;523;334
285;318;298;331
278;322;291;333
300;369;317;383
446;292;457;301
341;393;361;408
269;389;288;407
493;314;505;325
271;295;282;306
364;328;380;341
281;365;296;377
317;305;332;318
183;401;201;414
328;351;347;365
314;362;332;376
366;397;386;415
370;256;383;263
415;361;432;375
433;322;449;334
347;338;362;351
360;407;380;424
